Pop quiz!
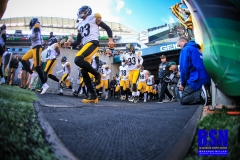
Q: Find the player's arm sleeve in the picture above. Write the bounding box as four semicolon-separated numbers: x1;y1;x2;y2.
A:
99;22;113;38
71;33;82;47
179;48;190;87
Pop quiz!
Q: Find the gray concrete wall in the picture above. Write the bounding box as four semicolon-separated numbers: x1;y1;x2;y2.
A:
211;80;240;108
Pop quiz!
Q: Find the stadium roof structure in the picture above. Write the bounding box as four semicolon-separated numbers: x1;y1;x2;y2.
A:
0;16;138;35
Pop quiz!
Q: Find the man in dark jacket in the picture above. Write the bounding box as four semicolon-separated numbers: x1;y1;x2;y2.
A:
48;32;54;40
110;77;117;98
158;55;173;103
178;37;211;105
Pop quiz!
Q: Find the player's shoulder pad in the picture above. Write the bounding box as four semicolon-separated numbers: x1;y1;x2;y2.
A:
66;62;70;66
33;23;41;32
53;43;59;49
95;13;102;19
95;52;100;57
34;23;41;29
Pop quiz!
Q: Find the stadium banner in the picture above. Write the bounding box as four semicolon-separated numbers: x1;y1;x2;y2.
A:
113;41;180;63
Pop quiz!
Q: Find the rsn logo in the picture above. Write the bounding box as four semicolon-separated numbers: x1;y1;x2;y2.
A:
198;129;228;147
160;43;180;52
198;129;228;156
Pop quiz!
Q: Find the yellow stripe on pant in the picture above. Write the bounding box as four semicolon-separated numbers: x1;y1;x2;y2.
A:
75;42;99;64
115;85;120;92
137;82;146;92
120;79;130;91
22;45;43;67
128;70;140;84
44;59;57;75
102;79;109;90
146;85;153;93
61;73;70;87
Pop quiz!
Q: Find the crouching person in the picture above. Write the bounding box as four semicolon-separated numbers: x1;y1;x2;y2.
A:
178;37;211;106
56;56;77;96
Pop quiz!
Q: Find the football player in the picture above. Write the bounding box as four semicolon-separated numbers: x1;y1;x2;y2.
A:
73;6;115;103
41;37;61;94
119;62;130;100
137;65;148;102
21;18;49;94
153;83;158;100
114;73;121;98
101;64;111;100
146;71;155;101
76;68;88;98
96;60;104;99
123;44;143;103
56;56;77;95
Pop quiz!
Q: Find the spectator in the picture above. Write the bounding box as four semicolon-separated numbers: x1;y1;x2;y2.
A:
3;51;11;80
0;24;6;84
65;31;82;50
20;59;30;89
60;37;67;48
158;55;173;103
67;34;75;44
7;55;19;85
48;32;54;40
168;30;175;38
168;62;179;102
177;37;211;105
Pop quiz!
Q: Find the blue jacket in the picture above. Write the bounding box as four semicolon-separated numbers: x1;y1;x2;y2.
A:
179;41;210;91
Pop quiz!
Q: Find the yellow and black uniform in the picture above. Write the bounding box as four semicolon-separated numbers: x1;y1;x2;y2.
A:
153;84;158;99
119;64;130;100
57;59;77;95
115;76;120;92
123;47;143;102
74;5;113;103
21;18;46;86
137;69;148;101
100;65;111;99
60;62;71;87
146;75;154;100
43;41;60;83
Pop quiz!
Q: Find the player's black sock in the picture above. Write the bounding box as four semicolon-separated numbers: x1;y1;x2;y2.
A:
35;66;45;84
48;74;59;82
21;60;33;74
77;85;82;94
74;56;99;77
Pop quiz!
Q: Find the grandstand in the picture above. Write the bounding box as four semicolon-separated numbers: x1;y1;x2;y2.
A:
0;17;138;35
0;16;148;56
